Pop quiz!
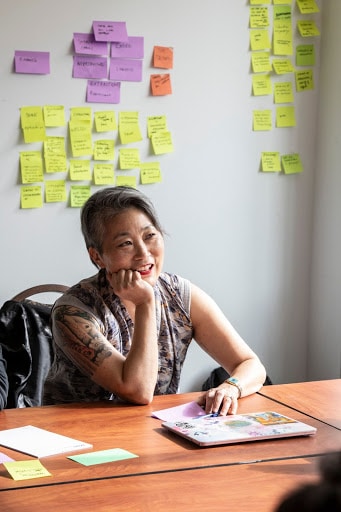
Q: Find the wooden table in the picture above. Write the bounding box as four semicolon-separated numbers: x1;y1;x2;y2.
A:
0;391;339;491
0;381;340;511
258;379;341;429
0;456;322;512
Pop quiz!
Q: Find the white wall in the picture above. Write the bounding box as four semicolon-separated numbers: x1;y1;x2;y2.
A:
0;1;329;392
308;0;341;380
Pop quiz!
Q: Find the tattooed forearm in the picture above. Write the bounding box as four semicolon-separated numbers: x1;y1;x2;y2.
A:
53;306;113;376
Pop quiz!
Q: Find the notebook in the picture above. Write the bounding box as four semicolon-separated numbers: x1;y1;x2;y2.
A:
162;411;317;447
0;425;93;458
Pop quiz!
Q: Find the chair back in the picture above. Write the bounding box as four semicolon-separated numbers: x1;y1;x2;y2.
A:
0;284;69;408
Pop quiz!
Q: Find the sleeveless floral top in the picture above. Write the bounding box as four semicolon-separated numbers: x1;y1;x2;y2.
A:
44;270;193;404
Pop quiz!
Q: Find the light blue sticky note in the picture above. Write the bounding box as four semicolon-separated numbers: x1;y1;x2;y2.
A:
67;448;138;466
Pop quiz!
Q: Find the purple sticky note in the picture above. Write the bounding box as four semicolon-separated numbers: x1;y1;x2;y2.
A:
111;36;144;59
0;452;14;463
93;21;128;42
109;58;142;82
14;50;50;75
152;401;206;421
73;33;108;56
73;55;108;79
86;80;121;104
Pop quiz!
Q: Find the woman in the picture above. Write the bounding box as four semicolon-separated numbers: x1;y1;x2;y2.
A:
44;186;266;415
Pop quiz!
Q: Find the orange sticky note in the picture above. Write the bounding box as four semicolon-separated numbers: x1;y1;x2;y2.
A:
153;46;173;69
150;74;172;96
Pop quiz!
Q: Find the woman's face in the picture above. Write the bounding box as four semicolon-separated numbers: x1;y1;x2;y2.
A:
90;207;164;287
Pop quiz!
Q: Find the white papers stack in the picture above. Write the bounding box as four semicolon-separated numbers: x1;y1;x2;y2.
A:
0;425;92;458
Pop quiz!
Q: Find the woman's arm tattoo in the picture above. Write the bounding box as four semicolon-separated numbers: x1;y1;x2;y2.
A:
53;306;113;376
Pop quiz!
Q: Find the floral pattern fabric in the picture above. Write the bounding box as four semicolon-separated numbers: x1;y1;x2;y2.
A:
44;270;193;404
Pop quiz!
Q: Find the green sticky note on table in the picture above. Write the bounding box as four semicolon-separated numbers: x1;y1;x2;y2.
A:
68;448;138;466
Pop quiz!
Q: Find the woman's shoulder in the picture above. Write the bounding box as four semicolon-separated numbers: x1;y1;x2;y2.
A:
53;270;110;312
157;272;191;312
158;272;190;290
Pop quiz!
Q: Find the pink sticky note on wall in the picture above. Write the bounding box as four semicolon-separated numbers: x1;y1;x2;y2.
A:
109;58;142;82
86;80;121;104
73;55;108;79
93;21;128;42
111;36;144;59
14;51;50;74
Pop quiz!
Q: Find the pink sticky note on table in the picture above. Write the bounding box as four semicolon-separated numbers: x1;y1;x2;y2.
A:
14;51;50;74
152;401;206;421
0;452;14;463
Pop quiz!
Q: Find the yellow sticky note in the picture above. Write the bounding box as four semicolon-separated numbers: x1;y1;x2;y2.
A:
252;74;272;96
69;121;93;157
250;0;270;4
272;59;295;75
20;186;43;209
282;153;303;174
70;107;92;124
115;175;137;188
70;185;91;207
45;180;67;202
44;136;66;156
43;105;66;127
44;153;68;173
93;139;115;160
119;148;140;170
274;0;292;4
20;151;44;184
4;460;51;481
296;0;319;14
140;162;162;184
147;116;168;138
250;7;269;28
273;19;293;56
94;111;117;132
251;52;272;73
250;29;271;51
253;110;272;131
119;112;143;144
273;5;292;21
296;44;315;66
93;164;115;185
297;20;320;37
274;82;294;104
261;152;281;172
69;159;91;181
295;69;314;92
276;106;296;127
44;137;67;173
20;106;44;128
151;131;173;155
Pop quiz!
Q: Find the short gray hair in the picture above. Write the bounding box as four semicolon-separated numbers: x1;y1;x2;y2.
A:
81;186;164;255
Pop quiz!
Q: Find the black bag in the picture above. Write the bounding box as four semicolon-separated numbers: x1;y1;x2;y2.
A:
0;299;54;408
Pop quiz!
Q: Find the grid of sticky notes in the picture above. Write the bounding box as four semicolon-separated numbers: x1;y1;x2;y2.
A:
15;20;176;208
19;105;173;209
249;0;320;174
